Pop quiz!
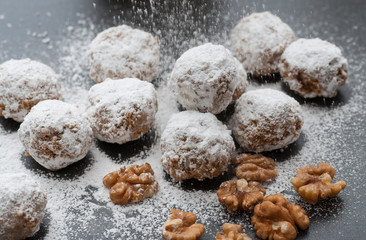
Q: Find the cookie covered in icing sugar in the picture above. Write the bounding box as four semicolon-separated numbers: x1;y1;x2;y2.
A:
18;100;93;171
0;173;47;240
89;25;160;83
169;43;248;114
231;11;296;76
161;111;235;182
279;38;348;98
0;59;61;122
232;89;303;153
86;78;158;144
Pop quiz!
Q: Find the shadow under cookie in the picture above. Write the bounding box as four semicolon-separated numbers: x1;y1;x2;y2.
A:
21;152;94;180
0;117;20;132
95;127;157;164
281;81;351;108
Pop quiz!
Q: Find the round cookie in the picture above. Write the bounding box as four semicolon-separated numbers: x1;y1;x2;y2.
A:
232;89;303;152
86;78;158;144
169;43;248;114
161;111;235;182
18;100;93;171
0;59;61;122
231;11;296;76
89;25;160;83
0;173;47;240
279;38;348;98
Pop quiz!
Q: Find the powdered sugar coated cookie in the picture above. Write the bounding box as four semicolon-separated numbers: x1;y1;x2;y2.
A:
89;25;160;83
232;89;303;152
169;43;248;114
161;111;235;182
0;173;47;240
87;78;158;144
0;59;61;122
232;12;295;76
18;100;93;171
279;38;348;98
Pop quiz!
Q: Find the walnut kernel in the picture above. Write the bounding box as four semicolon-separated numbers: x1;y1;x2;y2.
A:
233;154;278;181
103;163;158;205
216;223;252;240
217;179;266;212
251;193;310;240
162;209;205;240
291;162;346;204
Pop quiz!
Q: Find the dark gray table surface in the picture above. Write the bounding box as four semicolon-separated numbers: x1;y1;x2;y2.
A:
0;0;365;239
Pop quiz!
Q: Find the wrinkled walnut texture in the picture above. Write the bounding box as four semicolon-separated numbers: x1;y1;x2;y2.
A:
103;163;158;205
162;209;205;240
252;194;310;240
233;154;278;181
291;162;346;204
217;179;266;212
216;223;252;240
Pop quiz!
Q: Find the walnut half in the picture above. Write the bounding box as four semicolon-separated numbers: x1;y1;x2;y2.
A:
291;162;346;204
216;223;252;240
103;163;158;205
217;179;266;212
162;209;205;240
232;153;278;181
251;194;310;240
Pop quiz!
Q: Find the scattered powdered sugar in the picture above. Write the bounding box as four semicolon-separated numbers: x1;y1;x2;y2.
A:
169;43;247;114
18;100;93;171
89;24;160;83
0;4;365;240
0;58;61;122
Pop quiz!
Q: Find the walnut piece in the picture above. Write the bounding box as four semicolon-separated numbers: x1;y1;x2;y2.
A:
217;179;266;212
291;162;346;204
162;209;205;240
216;223;252;240
103;163;158;205
251;194;310;240
233;154;278;181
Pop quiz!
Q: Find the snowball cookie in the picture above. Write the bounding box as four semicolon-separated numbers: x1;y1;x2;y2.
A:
86;78;158;144
89;25;160;83
0;173;47;240
18;100;93;171
161;111;235;182
279;38;348;98
169;43;248;114
0;59;61;122
232;89;303;152
231;11;296;76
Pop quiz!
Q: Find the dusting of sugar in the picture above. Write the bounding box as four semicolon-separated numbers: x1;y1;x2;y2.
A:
169;43;247;114
0;4;365;240
0;58;61;122
89;24;160;83
18;100;93;171
231;11;296;74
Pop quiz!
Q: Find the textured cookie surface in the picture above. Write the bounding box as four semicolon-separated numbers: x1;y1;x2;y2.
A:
0;173;47;240
18;100;93;170
0;58;61;122
87;78;158;144
89;25;160;82
170;43;247;114
279;38;348;98
161;111;235;181
232;11;295;76
232;89;303;152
